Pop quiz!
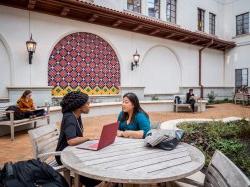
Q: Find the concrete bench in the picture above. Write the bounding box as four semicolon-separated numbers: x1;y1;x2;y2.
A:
0;102;50;140
174;100;203;112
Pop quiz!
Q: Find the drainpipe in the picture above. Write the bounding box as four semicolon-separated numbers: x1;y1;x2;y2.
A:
199;39;214;98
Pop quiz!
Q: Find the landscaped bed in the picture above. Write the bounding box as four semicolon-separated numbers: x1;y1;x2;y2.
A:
178;119;250;178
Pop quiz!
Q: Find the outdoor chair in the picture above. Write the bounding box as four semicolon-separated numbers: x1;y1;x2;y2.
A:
176;150;250;187
28;125;71;186
234;92;246;105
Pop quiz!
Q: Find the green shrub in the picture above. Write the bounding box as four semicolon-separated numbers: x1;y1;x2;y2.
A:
207;91;216;104
178;120;250;177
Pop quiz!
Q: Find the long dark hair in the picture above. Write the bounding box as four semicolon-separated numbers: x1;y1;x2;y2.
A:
21;90;32;99
120;92;149;123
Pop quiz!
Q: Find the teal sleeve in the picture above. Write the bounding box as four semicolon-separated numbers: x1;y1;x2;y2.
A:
117;111;123;130
136;112;151;138
117;111;123;122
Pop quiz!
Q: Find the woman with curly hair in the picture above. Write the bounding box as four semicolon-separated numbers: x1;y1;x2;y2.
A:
55;91;101;187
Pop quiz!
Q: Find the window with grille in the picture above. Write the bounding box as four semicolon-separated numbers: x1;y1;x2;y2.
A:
166;0;176;23
209;12;216;35
236;12;249;36
148;0;160;19
198;8;205;32
127;0;141;13
235;68;248;89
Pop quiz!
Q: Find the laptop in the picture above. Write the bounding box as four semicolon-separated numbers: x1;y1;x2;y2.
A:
76;122;118;151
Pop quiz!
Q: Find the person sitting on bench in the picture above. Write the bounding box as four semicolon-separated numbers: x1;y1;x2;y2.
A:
186;89;196;112
17;90;45;118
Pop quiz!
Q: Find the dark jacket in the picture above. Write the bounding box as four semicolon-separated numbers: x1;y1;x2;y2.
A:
186;92;194;103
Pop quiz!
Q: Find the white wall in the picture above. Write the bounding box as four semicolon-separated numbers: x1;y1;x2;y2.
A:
202;49;225;87
223;0;250;87
0;5;229;97
95;0;225;38
223;0;250;39
140;46;181;94
0;38;11;97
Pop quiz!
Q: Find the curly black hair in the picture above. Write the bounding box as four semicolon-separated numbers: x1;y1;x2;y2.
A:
60;91;89;113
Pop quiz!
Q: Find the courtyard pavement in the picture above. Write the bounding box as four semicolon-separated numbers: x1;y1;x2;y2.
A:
0;103;249;164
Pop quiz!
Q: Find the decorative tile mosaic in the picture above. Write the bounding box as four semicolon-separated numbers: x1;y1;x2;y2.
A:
48;32;120;96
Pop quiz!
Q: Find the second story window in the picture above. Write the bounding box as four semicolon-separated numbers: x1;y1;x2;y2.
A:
166;0;177;23
209;12;216;35
127;0;141;13
236;12;249;36
148;0;160;19
198;8;205;32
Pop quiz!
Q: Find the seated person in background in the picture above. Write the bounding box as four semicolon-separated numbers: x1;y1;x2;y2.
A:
17;90;45;118
117;92;151;139
186;89;196;112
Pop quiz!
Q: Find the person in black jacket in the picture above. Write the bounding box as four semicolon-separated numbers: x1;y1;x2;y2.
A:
186;89;196;112
55;91;101;187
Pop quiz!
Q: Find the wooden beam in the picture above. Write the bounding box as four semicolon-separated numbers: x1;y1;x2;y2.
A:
132;25;143;31
60;7;70;16
179;36;189;41
28;0;36;9
149;29;160;35
217;46;226;50
88;14;99;22
191;39;202;44
213;43;223;48
112;20;122;27
165;33;176;39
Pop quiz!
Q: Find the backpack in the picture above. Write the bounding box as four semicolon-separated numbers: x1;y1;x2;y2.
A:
145;129;185;151
0;159;69;187
174;96;181;104
5;106;25;120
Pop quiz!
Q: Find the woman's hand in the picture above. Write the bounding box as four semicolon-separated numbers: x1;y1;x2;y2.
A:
117;130;123;137
67;137;89;146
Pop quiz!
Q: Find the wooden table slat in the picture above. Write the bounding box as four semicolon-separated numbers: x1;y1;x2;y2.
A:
84;147;188;167
129;156;192;173
108;151;190;170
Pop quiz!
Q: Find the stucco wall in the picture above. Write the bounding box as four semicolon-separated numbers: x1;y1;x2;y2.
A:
0;4;238;100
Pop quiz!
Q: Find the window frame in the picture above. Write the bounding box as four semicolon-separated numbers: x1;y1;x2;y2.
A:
147;0;161;19
127;0;141;13
198;8;205;32
166;0;177;23
236;12;249;36
209;12;216;35
235;68;249;89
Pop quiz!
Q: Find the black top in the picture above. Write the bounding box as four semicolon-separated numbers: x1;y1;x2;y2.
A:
186;92;194;103
56;112;83;164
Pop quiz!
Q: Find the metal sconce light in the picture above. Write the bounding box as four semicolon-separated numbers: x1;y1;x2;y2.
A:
131;49;140;71
26;34;37;64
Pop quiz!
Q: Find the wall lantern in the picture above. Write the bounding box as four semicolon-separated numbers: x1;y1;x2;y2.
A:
131;49;140;71
26;34;37;64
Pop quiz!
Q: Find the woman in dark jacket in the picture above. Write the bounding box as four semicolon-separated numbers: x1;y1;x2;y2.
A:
55;91;101;187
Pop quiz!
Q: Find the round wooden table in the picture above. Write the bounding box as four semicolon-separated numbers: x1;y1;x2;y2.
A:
61;137;205;187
